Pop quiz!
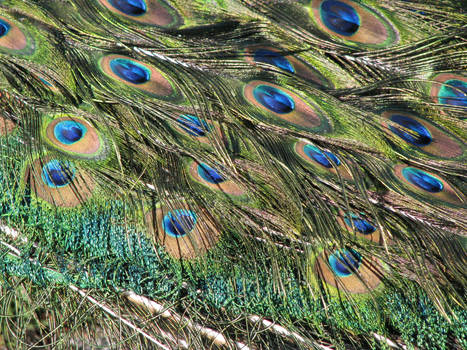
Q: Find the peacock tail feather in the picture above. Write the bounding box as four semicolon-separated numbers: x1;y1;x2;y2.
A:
0;0;466;349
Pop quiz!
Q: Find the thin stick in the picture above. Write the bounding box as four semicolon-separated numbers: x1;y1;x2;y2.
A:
69;285;172;350
123;290;252;350
0;237;184;350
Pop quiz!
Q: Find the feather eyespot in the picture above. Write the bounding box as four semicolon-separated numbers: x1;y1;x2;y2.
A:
146;203;220;259
344;214;376;235
176;115;211;137
393;165;464;206
54;120;86;145
253;84;295;114
162;209;197;238
0;19;10;37
312;248;383;294
310;0;399;47
295;141;352;180
244;46;333;87
254;48;295;74
320;1;360;36
402;167;443;193
109;0;147;16
328;249;361;277
431;73;467;108
389;115;432;147
439;80;467;107
43;115;108;160
197;163;225;184
97;0;182;28
110;58;150;84
99;54;182;101
41;160;75;188
381;110;464;159
26;157;94;207
337;212;382;243
171;115;222;145
39;77;53;87
0;16;30;53
303;144;340;168
188;161;245;196
36;75;60;93
244;81;330;133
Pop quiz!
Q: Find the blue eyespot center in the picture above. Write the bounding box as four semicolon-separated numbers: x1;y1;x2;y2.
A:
109;58;150;84
438;79;467;107
320;0;360;36
176;115;211;137
108;0;147;16
41;160;75;188
0;19;10;38
54;120;87;145
303;144;340;168
344;214;376;235
254;49;295;74
389;114;432;147
402;167;444;193
253;85;295;114
39;77;54;87
329;248;362;277
198;163;225;184
163;209;197;238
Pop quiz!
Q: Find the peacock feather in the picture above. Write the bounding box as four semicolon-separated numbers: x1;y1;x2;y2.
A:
0;0;466;349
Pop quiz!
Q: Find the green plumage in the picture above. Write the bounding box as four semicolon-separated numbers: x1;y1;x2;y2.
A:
0;0;465;349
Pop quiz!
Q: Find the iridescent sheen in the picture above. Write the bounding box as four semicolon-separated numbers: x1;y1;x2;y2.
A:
197;163;225;184
438;79;467;107
54;120;87;145
41;160;75;188
344;214;376;235
108;0;147;16
253;85;295;114
39;77;54;87
0;19;10;37
311;0;399;47
163;209;197;238
389;114;432;147
109;58;150;84
304;144;340;168
320;0;360;36
176;115;211;137
402;167;443;193
254;49;295;74
329;249;362;277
